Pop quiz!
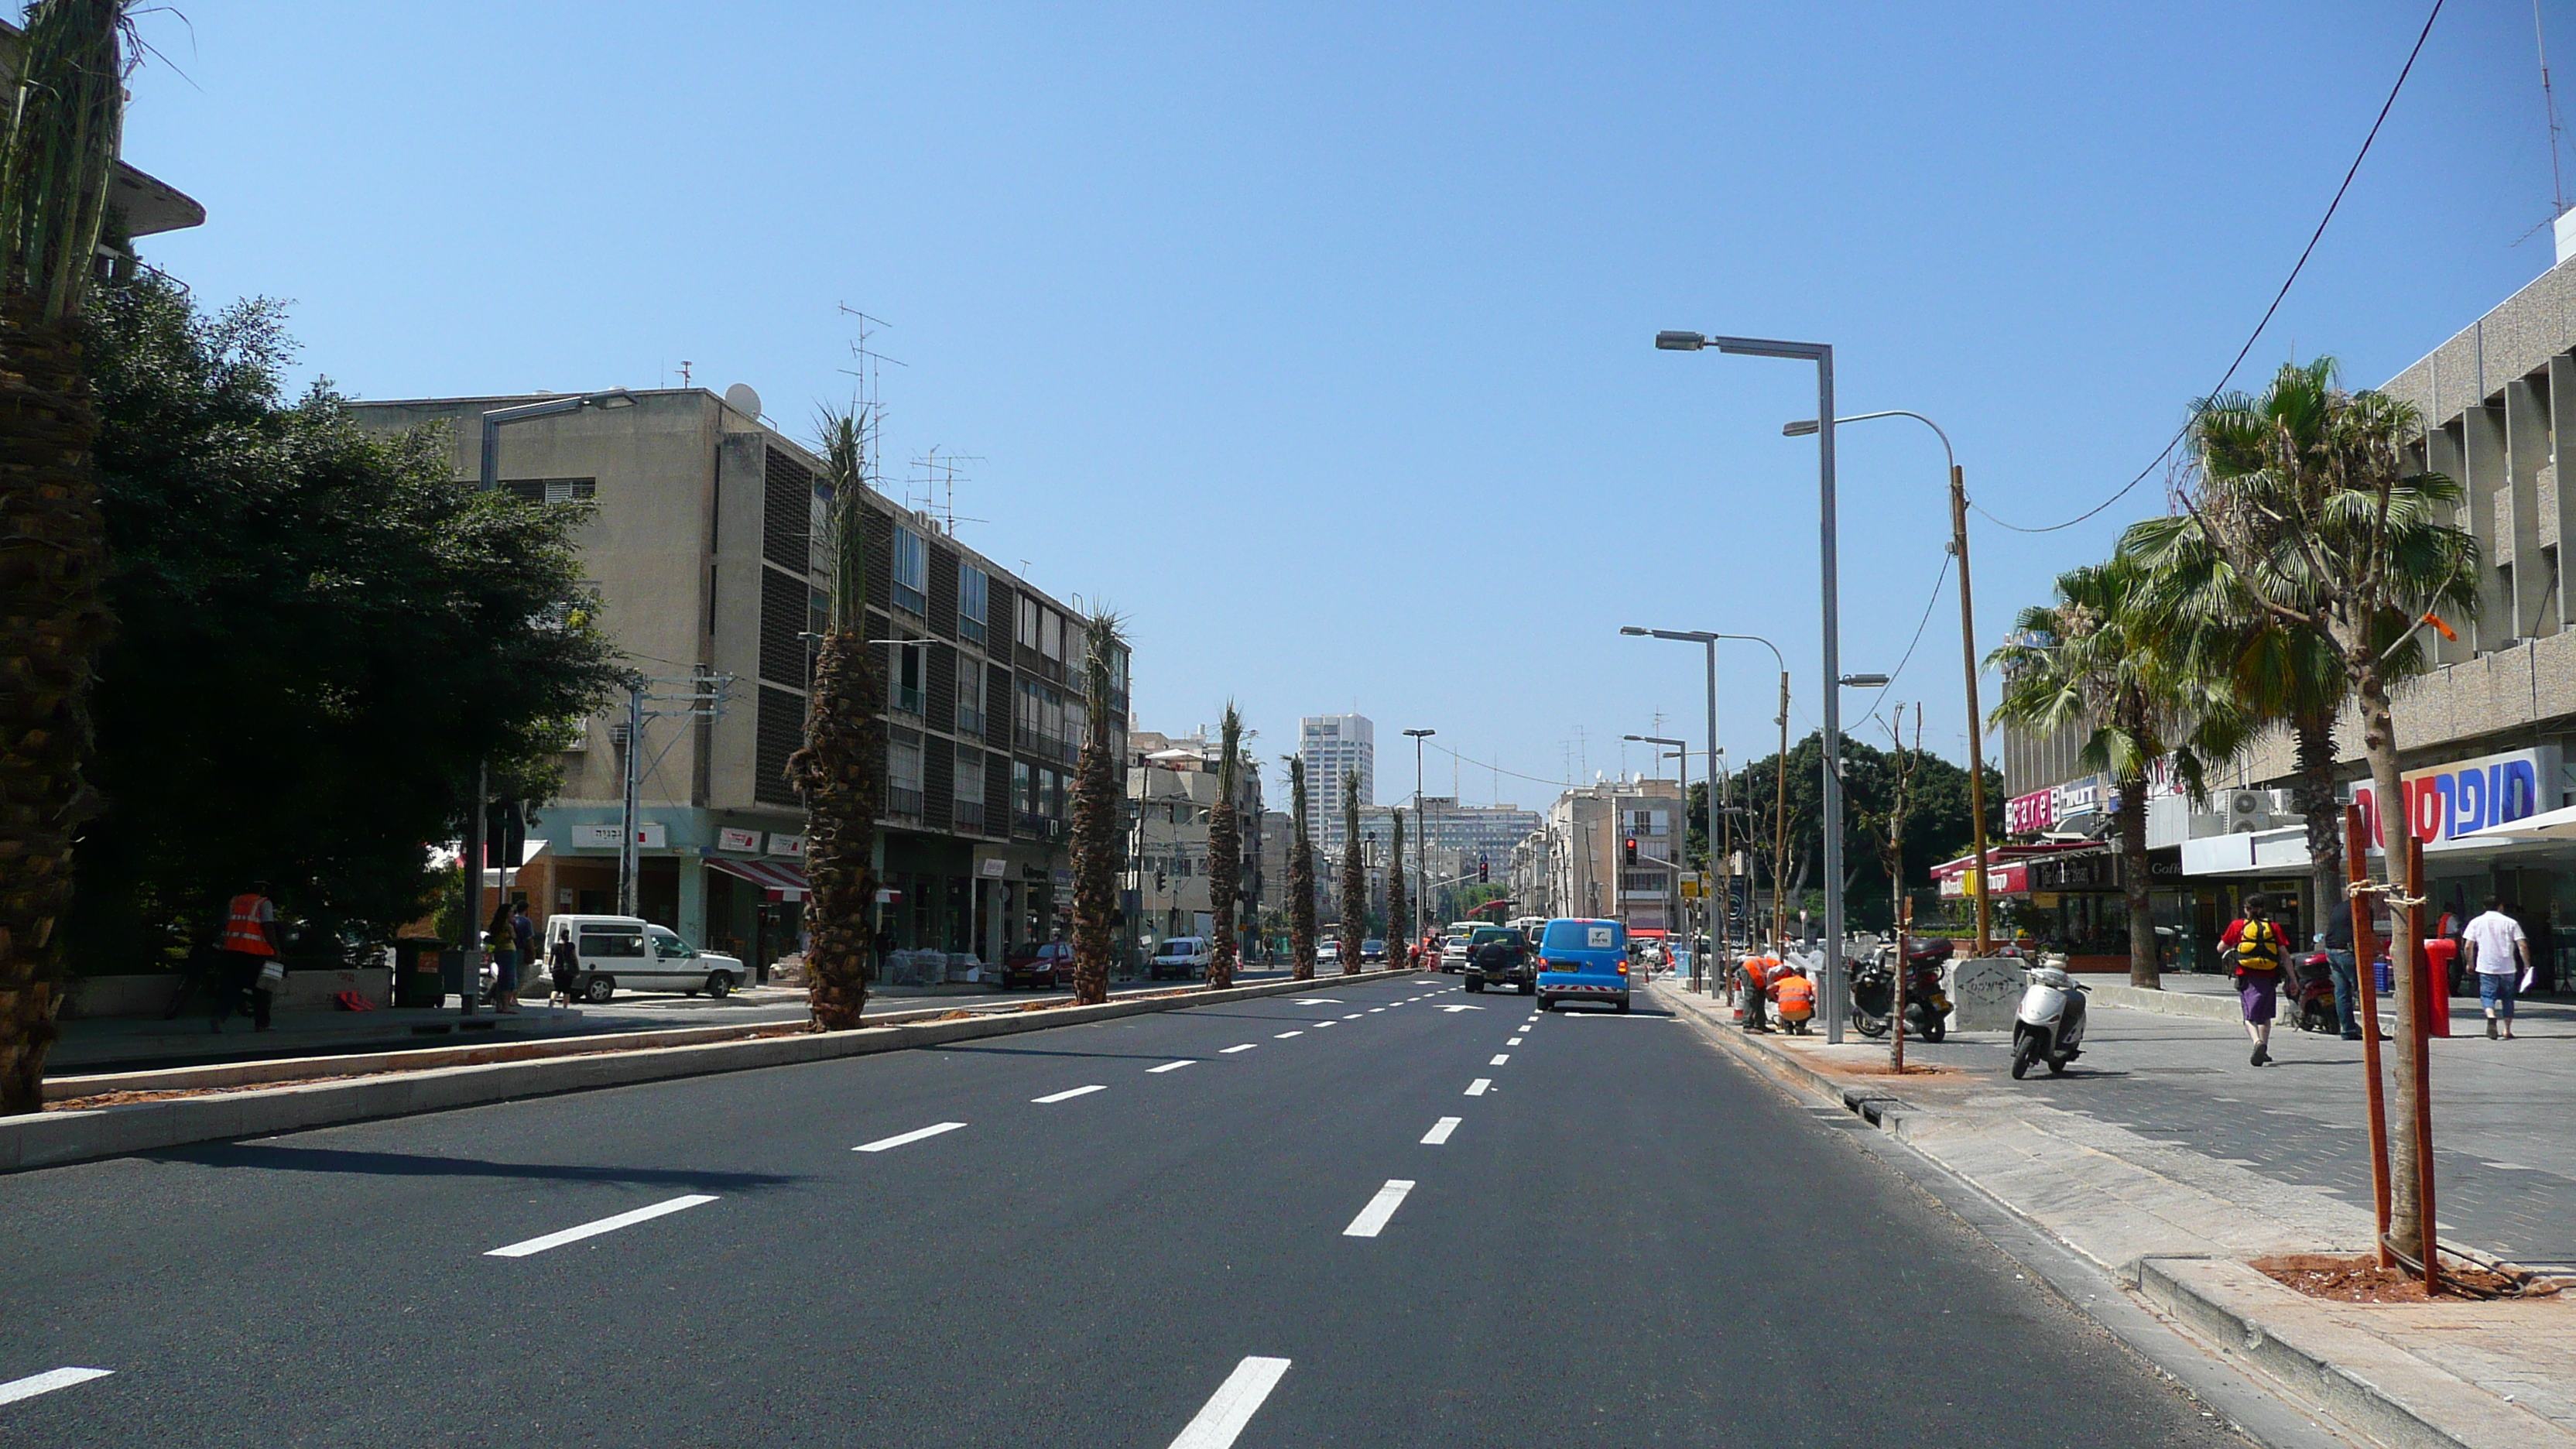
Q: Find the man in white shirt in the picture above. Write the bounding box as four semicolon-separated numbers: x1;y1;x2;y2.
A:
2460;896;2530;1041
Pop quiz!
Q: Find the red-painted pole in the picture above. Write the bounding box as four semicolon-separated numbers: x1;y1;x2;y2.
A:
2406;833;2440;1294
2344;803;2393;1268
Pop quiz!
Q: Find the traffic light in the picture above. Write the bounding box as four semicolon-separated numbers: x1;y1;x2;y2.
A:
484;800;525;872
1623;837;1638;865
1478;855;1489;883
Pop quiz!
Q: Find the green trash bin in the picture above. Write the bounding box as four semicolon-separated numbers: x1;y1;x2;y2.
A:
392;937;447;1009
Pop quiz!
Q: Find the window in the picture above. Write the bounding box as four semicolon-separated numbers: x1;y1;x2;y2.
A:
888;731;925;819
502;478;597;505
1042;609;1064;661
1109;644;1127;695
1017;594;1042;649
892;642;924;715
959;566;989;646
1016;677;1044;752
954;745;986;832
1012;759;1036;816
956;664;984;737
892;526;927;615
1038;766;1064;820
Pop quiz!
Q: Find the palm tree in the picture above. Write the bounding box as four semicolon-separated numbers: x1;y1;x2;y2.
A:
1067;614;1128;1005
1338;771;1364;975
0;1;135;1111
1285;756;1318;980
1989;556;2248;988
2163;358;2480;1262
2122;358;2476;942
1204;705;1244;990
787;410;886;1030
1384;808;1408;964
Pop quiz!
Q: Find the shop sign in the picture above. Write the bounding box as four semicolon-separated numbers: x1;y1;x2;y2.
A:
2033;851;2117;891
1938;861;2030;897
2006;789;2054;834
766;834;805;858
717;827;761;853
978;857;1008;879
2351;745;2560;848
574;823;664;849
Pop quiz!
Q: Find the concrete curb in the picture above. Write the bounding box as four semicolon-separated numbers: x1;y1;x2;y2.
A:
3;969;1421;1174
2091;980;2246;1023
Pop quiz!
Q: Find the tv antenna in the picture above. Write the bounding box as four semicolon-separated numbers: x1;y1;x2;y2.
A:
908;444;988;536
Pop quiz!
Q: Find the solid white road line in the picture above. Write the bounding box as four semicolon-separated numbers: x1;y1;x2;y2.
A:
0;1368;112;1407
1466;1078;1492;1096
855;1121;968;1153
1165;1355;1293;1449
1222;1043;1258;1053
1034;1085;1108;1104
1149;1060;1197;1074
1421;1116;1461;1145
1506;1036;1523;1046
486;1194;719;1257
1274;1030;1303;1039
1341;1179;1418;1237
1489;1053;1510;1066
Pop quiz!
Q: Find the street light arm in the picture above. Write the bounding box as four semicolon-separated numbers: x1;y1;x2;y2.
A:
1826;409;1954;476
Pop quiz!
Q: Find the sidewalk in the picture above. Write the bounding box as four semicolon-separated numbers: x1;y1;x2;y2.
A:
1655;979;2576;1449
49;1003;595;1072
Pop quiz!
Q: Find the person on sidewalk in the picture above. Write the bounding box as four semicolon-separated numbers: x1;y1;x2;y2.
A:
483;901;521;1015
509;901;538;999
1739;955;1775;1033
547;930;581;1007
2322;897;2361;1040
1771;964;1815;1035
2218;894;2287;1067
2461;896;2530;1040
212;882;282;1033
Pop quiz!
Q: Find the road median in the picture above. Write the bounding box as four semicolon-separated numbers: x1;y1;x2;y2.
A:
3;969;1421;1175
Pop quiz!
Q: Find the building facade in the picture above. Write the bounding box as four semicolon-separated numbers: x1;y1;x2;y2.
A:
1126;730;1266;948
349;388;1126;974
1541;776;1686;932
1300;714;1375;853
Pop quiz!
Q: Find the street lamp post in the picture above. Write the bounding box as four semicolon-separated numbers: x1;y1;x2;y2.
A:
1656;329;1854;1042
1625;734;1687;978
1785;409;1992;956
465;388;635;1017
1403;728;1434;947
1622;628;1794;978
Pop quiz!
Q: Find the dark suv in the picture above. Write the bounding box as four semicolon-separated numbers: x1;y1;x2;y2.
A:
1464;927;1535;995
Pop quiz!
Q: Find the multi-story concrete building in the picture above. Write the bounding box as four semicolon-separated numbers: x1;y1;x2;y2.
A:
1540;776;1686;931
349;387;1126;973
1125;729;1264;945
1300;714;1374;852
1351;797;1540;916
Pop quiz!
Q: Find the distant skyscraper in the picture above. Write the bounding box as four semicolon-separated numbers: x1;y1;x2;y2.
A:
1300;714;1374;854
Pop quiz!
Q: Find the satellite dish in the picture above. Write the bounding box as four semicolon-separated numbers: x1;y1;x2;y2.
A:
723;382;762;417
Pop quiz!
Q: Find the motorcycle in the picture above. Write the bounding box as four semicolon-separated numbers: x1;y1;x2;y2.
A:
1850;939;1953;1043
2288;949;2338;1034
2009;961;2088;1079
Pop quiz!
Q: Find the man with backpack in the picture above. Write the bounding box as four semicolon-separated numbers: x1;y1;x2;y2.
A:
2218;894;2288;1067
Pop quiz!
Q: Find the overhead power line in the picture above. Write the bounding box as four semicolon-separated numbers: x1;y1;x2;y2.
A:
1974;0;2448;536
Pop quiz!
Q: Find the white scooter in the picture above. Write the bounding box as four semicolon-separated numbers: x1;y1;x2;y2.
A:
2009;961;2088;1079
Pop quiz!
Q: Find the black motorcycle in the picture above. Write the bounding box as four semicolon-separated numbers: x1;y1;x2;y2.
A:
1849;939;1952;1043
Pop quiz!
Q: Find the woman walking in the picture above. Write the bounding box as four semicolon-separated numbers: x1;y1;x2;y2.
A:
2218;895;2287;1067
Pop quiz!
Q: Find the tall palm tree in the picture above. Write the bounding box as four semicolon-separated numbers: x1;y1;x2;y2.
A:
2122;358;2476;940
1285;755;1317;980
2162;358;2479;1260
1204;705;1243;990
1989;557;2248;988
1067;613;1128;1005
788;410;886;1030
0;1;135;1112
1384;808;1408;963
1338;771;1364;975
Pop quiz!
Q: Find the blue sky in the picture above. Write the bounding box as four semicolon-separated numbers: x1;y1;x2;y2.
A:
128;2;2567;808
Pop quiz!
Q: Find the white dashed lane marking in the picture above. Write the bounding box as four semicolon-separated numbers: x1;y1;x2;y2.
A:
486;1194;720;1257
0;1368;113;1407
855;1122;968;1153
1489;1054;1510;1066
1275;1031;1303;1039
1342;1179;1417;1238
1165;1356;1293;1449
1222;1044;1258;1053
1466;1078;1492;1096
1421;1116;1461;1145
1506;1036;1523;1046
1034;1085;1108;1104
1149;1060;1197;1074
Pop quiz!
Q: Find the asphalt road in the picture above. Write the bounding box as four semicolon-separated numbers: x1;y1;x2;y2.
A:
1;973;2253;1447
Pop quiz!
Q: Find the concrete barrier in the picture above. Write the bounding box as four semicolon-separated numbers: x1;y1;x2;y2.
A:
2088;980;2244;1023
3;968;1423;1174
1945;957;2023;1032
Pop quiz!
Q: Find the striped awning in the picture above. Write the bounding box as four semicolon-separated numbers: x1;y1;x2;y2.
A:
707;855;810;902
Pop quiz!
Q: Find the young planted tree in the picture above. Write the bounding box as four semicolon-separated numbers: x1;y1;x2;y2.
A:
1384;809;1408;964
1285;756;1318;979
787;410;886;1029
0;1;132;1111
1067;614;1128;1005
1338;770;1365;975
1989;557;2248;987
1204;705;1244;990
2170;358;2479;1262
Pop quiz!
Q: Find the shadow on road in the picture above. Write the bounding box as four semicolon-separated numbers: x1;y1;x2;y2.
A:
150;1142;800;1190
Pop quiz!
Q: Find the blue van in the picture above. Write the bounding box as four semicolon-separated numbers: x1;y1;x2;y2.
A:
1536;917;1631;1013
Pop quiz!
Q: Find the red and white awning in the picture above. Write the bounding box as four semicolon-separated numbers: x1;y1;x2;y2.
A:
707;855;810;903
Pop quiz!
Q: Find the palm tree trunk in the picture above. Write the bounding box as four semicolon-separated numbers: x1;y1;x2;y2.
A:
1288;832;1316;981
1338;774;1363;975
2117;772;2157;988
0;298;109;1112
2293;710;2343;950
1205;799;1238;990
790;632;882;1030
2355;663;2424;1253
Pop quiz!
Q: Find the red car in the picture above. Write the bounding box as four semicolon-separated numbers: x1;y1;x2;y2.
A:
996;940;1074;990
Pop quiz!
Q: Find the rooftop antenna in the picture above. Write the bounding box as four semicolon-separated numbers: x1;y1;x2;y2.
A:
679;361;692;389
2544;0;2571;218
907;444;988;536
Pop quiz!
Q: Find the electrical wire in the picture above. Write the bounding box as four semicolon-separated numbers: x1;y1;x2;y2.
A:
1423;738;1572;791
1972;0;2447;536
1855;553;1951;712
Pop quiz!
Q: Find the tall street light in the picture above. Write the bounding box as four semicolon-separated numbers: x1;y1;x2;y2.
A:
1786;408;1992;955
1653;327;1857;1040
1625;734;1688;969
1621;627;1723;964
465;388;635;1016
1403;728;1435;945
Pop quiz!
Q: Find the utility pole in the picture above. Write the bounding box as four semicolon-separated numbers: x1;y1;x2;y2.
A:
617;671;735;920
1954;464;1994;955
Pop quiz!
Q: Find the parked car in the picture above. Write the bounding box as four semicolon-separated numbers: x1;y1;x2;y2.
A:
546;916;749;1003
997;940;1074;990
1148;936;1212;980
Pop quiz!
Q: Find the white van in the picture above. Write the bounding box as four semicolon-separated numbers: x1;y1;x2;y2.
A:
544;915;751;1002
1147;936;1211;981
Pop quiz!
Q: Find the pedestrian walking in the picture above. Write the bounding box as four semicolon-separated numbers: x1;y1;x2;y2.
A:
211;882;283;1033
2218;894;2287;1067
547;930;581;1007
2322;896;2362;1040
2461;896;2531;1040
483;900;521;1014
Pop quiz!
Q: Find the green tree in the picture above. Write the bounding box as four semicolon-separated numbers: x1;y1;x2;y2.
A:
1715;734;2000;933
789;409;887;1028
1204;705;1243;990
1989;557;2249;986
1338;772;1364;975
66;275;620;989
0;0;133;1110
1284;756;1317;980
1066;614;1128;1005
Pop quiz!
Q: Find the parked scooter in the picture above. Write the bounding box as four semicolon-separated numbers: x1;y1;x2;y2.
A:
2009;961;2089;1079
1850;939;1953;1043
2287;948;2338;1034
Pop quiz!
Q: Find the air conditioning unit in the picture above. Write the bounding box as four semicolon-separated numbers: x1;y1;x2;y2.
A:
2224;790;2269;833
2267;789;2302;819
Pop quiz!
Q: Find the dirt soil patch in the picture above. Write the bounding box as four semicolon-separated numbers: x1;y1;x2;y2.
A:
2252;1252;2550;1303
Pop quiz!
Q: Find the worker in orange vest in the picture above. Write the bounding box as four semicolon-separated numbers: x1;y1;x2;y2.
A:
212;881;282;1033
1740;954;1780;1033
1772;966;1817;1035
